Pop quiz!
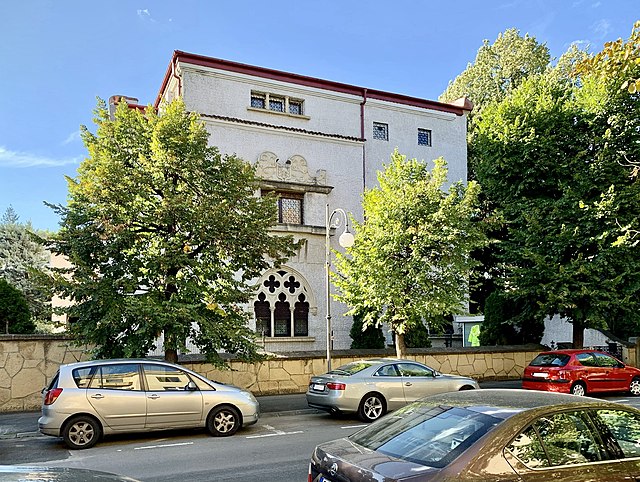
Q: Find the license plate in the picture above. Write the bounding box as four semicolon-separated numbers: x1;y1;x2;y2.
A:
532;372;549;378
313;383;325;391
319;476;333;482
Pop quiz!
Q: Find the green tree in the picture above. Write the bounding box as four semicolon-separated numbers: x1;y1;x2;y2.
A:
333;150;486;358
439;28;550;124
47;98;298;366
474;65;640;348
349;311;385;349
0;278;34;334
574;20;640;246
0;207;52;325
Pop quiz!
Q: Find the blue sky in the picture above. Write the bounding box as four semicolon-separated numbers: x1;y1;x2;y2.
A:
0;0;637;231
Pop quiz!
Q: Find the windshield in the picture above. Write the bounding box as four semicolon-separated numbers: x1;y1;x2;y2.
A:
529;353;570;367
349;403;503;468
328;362;373;376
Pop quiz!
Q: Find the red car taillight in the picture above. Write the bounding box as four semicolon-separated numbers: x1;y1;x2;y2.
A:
326;382;346;390
44;388;63;405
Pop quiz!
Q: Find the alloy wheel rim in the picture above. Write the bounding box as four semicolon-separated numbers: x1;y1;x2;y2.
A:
214;411;235;433
364;398;382;419
631;381;640;395
69;421;94;446
572;385;585;396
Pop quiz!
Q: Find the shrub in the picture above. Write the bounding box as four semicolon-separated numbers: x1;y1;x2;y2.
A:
0;278;35;334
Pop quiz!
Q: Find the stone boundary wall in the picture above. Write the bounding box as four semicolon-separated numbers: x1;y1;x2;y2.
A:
1;335;636;413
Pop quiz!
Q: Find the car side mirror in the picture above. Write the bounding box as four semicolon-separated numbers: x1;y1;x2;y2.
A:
186;381;198;391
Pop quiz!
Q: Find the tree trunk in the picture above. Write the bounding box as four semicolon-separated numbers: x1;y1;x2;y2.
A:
572;321;585;349
395;332;406;359
165;348;178;364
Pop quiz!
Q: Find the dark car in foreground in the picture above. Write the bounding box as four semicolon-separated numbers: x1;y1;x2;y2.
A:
39;358;259;449
309;389;640;482
522;349;640;396
306;358;478;422
0;466;140;481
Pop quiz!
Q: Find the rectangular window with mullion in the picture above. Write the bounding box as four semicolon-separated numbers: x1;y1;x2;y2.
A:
277;193;303;224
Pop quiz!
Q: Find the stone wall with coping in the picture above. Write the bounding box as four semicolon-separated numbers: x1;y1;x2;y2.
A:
3;336;638;413
0;335;88;412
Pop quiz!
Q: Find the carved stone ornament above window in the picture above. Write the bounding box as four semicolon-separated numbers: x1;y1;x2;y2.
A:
255;152;327;186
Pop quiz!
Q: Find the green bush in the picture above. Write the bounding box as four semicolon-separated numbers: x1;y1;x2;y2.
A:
0;278;35;334
479;291;543;345
404;317;433;348
349;312;385;349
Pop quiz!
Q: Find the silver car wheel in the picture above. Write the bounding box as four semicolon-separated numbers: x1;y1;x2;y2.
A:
62;415;101;449
630;378;640;396
571;383;586;396
207;406;240;437
359;394;385;422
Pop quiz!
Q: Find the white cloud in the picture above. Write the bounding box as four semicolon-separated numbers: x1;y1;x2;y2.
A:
61;130;81;146
592;19;612;39
137;9;156;23
0;146;81;168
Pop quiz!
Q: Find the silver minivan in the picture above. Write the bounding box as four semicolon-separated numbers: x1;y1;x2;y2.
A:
39;358;259;449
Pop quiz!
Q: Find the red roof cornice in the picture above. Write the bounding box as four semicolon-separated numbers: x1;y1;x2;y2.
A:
155;50;466;116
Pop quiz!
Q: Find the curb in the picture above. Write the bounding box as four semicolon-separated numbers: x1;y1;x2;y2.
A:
0;431;41;440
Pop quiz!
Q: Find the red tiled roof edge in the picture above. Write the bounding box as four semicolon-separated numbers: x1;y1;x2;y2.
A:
200;113;364;142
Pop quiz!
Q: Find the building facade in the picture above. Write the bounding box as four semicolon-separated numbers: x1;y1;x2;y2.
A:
146;51;471;353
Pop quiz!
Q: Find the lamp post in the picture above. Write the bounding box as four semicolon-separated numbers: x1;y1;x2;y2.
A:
325;204;355;371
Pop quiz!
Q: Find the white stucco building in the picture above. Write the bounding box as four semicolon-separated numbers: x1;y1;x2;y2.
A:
140;51;472;353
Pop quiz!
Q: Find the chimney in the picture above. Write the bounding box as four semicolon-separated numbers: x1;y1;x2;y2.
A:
108;95;140;119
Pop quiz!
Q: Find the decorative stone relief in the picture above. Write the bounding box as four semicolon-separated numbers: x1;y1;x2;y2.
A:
255;152;326;185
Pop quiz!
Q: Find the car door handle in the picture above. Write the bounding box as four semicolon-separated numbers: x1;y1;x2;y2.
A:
90;394;104;399
148;394;160;400
405;382;412;386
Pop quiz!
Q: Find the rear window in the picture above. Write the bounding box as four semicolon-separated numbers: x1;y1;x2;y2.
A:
328;362;373;376
349;404;502;468
73;367;96;388
529;353;570;367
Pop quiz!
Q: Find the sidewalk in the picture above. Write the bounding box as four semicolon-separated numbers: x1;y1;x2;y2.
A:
0;380;521;439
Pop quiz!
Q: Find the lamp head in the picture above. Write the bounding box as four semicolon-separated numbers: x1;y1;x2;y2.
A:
338;230;355;248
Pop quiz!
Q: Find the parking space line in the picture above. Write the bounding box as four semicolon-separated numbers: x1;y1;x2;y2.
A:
133;442;194;450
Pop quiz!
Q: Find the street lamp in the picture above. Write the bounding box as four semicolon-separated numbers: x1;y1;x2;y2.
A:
325;204;355;371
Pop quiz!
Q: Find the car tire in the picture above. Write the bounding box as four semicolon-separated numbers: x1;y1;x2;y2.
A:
62;415;101;450
570;382;587;396
358;393;386;423
207;405;241;437
629;378;640;396
459;385;476;391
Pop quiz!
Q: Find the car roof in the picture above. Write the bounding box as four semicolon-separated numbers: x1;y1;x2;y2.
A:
420;389;631;412
537;349;607;356
61;358;176;370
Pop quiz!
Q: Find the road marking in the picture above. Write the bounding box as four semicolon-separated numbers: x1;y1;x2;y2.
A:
132;442;194;450
246;424;303;439
341;424;367;429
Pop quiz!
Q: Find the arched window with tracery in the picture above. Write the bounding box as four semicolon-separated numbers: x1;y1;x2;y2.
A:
253;267;317;338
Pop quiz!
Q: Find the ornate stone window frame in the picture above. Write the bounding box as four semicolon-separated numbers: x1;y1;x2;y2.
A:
253;267;318;340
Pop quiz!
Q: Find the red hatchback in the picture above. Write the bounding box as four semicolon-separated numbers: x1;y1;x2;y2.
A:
523;349;640;397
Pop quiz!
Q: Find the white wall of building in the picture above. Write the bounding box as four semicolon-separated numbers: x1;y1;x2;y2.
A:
163;54;470;352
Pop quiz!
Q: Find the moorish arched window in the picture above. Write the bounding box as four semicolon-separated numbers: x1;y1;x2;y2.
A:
253;267;317;337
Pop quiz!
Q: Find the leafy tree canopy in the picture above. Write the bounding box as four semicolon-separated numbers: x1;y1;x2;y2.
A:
48;98;299;366
439;28;550;120
0;207;52;324
333;150;486;358
474;56;640;347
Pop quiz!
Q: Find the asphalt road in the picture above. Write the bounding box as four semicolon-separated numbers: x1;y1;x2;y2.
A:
2;386;640;481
